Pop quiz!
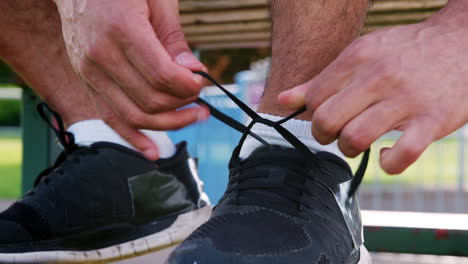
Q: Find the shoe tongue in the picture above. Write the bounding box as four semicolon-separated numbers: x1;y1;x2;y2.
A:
243;145;306;164
234;146;309;213
231;146;353;215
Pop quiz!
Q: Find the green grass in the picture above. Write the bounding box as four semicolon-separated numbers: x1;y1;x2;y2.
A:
349;137;467;187
0;135;21;198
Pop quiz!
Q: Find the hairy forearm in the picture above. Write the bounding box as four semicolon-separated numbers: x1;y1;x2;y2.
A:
259;0;369;117
0;0;97;125
0;0;62;59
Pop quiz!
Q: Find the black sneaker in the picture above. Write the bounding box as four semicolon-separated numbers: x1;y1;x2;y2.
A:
167;146;370;264
0;104;211;263
167;71;371;264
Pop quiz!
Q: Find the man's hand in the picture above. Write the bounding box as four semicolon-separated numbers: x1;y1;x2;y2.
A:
52;0;209;132
279;1;468;174
0;0;176;160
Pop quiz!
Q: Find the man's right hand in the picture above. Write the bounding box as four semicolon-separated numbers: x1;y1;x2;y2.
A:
52;0;209;131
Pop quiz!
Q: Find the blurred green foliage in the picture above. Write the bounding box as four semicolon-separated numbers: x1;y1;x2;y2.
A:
0;62;20;126
0;99;20;126
0;61;14;83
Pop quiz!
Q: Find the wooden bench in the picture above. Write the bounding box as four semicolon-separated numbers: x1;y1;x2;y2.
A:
180;0;448;49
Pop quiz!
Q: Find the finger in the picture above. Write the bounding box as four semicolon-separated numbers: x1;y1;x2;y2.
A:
337;100;405;157
278;60;355;110
90;88;160;160
95;48;197;113
312;72;381;145
149;0;205;71
121;19;203;99
84;62;209;131
380;120;435;175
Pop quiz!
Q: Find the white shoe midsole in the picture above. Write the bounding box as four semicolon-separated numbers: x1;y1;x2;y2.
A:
0;206;212;263
358;246;372;264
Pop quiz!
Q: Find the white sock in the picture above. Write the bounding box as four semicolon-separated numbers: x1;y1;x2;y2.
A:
239;113;344;159
67;119;176;158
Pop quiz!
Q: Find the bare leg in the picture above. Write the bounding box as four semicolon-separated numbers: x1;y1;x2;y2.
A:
0;0;97;126
0;1;164;158
258;0;369;119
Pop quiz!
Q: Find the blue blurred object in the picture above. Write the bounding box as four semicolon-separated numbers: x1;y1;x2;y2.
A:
169;71;265;203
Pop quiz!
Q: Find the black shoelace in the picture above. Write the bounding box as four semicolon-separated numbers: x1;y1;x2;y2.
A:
32;73;368;200
193;71;370;199
30;104;97;190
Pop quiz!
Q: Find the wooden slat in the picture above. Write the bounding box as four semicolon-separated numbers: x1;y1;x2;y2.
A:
181;8;269;25
183;11;434;37
183;21;270;35
180;0;447;48
370;0;447;12
187;32;270;44
366;11;434;24
181;9;437;27
180;0;266;12
195;41;271;50
180;0;446;13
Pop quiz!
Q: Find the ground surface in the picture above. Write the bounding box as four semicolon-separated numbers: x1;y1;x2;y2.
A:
1;200;468;264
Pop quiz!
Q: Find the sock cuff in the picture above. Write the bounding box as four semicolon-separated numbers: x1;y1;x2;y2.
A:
240;113;344;159
252;113;312;139
67;120;176;158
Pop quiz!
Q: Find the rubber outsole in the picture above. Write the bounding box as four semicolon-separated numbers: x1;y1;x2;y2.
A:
0;206;212;264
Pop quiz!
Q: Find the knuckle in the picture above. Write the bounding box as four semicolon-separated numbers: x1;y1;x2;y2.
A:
105;13;126;37
154;68;176;87
349;37;374;61
124;110;145;128
314;111;338;137
142;98;166;113
160;29;186;47
305;92;321;111
84;42;106;63
374;63;395;80
182;83;200;97
102;113;118;125
354;36;374;50
342;129;370;155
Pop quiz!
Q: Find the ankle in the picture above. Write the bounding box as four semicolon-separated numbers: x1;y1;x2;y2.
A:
239;113;343;159
68;120;177;158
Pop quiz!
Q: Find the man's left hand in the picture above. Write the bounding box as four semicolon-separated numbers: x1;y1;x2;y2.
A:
279;7;468;174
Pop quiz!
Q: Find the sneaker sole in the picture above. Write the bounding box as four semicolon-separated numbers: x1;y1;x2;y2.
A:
359;246;372;264
0;206;212;264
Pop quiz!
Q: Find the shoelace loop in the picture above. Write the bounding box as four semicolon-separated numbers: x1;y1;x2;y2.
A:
193;71;369;199
31;104;97;188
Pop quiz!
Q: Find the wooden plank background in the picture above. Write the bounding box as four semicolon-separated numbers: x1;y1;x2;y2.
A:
180;0;447;49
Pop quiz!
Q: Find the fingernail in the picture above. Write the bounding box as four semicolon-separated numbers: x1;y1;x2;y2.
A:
193;74;203;85
197;108;210;122
279;90;304;107
380;147;390;162
176;52;203;68
143;148;159;161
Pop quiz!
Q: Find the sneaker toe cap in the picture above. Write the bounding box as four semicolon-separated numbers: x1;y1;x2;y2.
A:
167;237;324;264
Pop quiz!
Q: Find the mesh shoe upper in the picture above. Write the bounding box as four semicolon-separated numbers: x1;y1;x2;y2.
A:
168;146;363;264
0;141;208;251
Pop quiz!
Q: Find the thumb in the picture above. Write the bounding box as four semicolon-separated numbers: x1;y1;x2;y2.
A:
278;83;308;109
149;0;205;72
